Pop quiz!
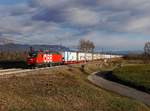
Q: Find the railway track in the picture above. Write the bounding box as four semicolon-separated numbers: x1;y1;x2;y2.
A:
0;60;110;77
0;68;22;73
0;68;31;76
0;66;61;77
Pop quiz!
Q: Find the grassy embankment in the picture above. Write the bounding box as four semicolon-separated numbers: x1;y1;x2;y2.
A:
0;61;149;111
113;64;150;93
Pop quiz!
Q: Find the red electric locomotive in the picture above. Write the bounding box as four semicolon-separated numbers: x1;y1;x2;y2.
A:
27;48;63;68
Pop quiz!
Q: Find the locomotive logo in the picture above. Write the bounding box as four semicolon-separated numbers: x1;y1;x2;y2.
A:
43;54;52;63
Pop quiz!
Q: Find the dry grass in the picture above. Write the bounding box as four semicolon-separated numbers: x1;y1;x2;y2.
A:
0;62;149;111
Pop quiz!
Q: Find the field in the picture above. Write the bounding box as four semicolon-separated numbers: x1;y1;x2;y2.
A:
0;62;149;111
113;64;150;93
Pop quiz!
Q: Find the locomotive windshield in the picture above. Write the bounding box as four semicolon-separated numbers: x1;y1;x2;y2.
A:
28;51;38;58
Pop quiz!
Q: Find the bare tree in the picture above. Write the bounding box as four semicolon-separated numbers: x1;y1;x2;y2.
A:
78;39;95;52
0;37;14;45
144;42;150;56
143;42;150;63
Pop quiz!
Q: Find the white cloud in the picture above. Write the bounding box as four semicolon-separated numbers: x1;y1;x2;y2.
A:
0;0;150;50
65;8;100;27
79;31;147;50
30;0;71;8
97;0;150;11
121;16;150;34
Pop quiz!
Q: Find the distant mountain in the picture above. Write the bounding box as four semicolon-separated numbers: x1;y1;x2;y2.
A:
0;44;70;52
110;50;144;55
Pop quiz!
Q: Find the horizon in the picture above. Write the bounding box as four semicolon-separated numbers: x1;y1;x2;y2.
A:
0;0;150;50
0;43;144;53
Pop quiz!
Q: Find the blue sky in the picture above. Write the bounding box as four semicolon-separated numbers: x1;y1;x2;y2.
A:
0;0;150;50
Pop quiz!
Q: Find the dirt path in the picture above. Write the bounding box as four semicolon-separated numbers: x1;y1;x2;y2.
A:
88;72;150;106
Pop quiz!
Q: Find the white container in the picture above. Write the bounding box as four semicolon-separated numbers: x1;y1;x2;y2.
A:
63;51;77;62
93;53;99;60
78;52;86;61
85;53;93;61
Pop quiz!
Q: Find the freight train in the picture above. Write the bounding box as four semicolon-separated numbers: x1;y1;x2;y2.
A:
27;48;122;68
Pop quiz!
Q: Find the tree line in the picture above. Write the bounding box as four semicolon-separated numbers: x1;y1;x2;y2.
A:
125;42;150;63
78;39;95;52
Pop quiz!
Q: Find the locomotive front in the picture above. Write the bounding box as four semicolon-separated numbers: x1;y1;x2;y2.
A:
27;51;38;66
27;47;64;68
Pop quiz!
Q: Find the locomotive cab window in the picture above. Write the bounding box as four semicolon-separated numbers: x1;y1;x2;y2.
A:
28;51;38;58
